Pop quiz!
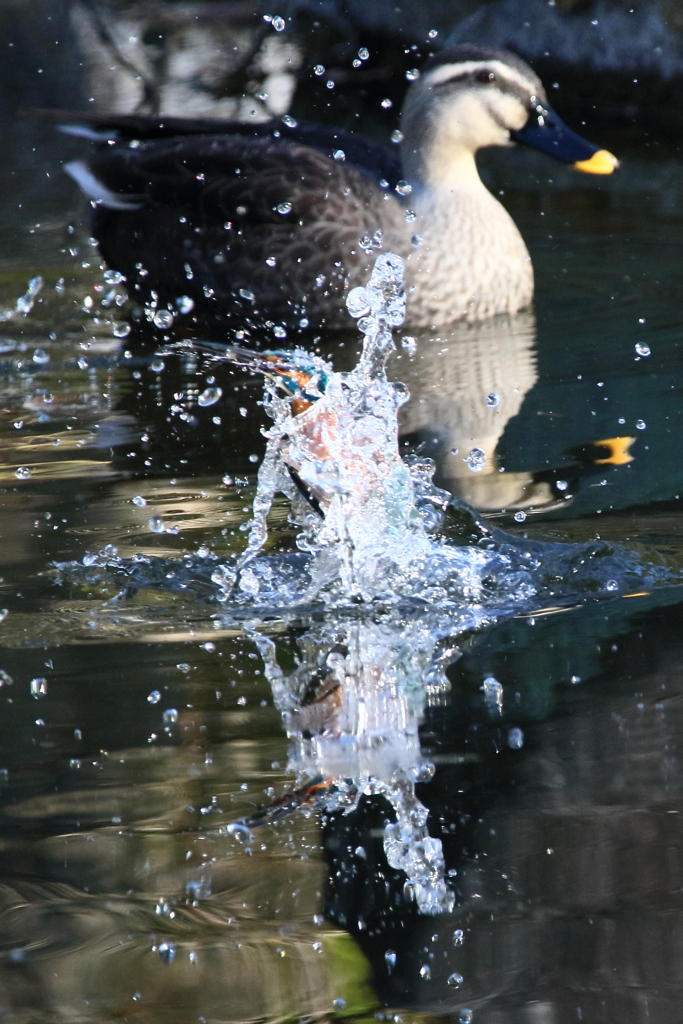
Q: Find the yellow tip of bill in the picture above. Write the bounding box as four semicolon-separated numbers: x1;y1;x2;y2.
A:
574;149;620;175
593;436;636;465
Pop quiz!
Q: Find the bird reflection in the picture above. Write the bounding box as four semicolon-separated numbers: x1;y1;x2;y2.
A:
393;313;634;514
393;312;539;511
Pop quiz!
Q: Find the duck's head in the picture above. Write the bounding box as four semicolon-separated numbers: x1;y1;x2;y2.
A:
400;45;618;189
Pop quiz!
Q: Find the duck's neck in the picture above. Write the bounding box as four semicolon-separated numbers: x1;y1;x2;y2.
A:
402;141;489;202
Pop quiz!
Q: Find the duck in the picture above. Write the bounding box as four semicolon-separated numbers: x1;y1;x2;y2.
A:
59;44;618;333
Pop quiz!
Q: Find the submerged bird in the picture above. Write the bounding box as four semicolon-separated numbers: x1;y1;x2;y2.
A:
59;45;617;330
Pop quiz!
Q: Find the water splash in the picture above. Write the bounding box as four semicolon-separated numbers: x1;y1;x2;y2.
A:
251;612;464;913
214;254;517;610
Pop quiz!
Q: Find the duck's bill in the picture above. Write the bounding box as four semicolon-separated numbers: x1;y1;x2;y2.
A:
511;102;619;174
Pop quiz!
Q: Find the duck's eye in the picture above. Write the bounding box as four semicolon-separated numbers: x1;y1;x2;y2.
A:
476;70;496;84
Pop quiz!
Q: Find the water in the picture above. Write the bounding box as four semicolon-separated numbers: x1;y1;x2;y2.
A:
2;108;683;1023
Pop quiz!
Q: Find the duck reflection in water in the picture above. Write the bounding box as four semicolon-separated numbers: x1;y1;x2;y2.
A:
391;314;636;512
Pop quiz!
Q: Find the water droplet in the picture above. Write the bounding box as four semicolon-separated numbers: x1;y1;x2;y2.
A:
157;941;176;964
395;180;412;196
508;727;524;749
605;579;619;591
419;964;431;980
282;114;297;128
486;392;501;408
428;28;439;38
636;419;646;430
635;341;650;357
333;149;346;161
346;287;370;318
358;47;369;60
333;999;347;1011
104;269;124;284
32;348;49;364
276;202;292;215
406;68;420;81
381;97;392;108
163;708;179;727
481;676;503;713
198;386;223;407
0;670;13;686
459;1011;473;1024
175;295;194;314
153;309;174;329
411;233;423;248
273;325;287;339
113;322;131;337
313;65;325;76
266;256;277;267
272;14;285;31
30;677;47;699
148;516;165;533
384;950;397;970
514;511;527;523
150;358;165;372
464;448;486;473
132;495;147;507
447;972;464;988
556;479;568;491
453;929;464;945
390;129;404;144
401;335;417;355
15;467;31;480
147;690;161;704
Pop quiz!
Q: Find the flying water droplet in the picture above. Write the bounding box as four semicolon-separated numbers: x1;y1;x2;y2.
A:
148;516;165;533
157;941;176;964
486;392;501;408
464;448;486;473
384;950;397;970
153;309;174;329
32;348;49;364
636;419;646;430
508;727;524;749
15;467;31;480
635;341;650;357
272;15;286;31
113;322;131;338
481;676;503;713
147;690;161;704
175;295;194;314
514;511;527;523
447;972;464;988
30;677;47;699
198;387;223;407
132;495;147;507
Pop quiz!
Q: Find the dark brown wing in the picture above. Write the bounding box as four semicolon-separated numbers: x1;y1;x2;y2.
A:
70;133;409;332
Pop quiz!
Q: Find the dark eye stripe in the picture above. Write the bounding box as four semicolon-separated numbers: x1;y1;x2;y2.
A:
429;70;533;109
